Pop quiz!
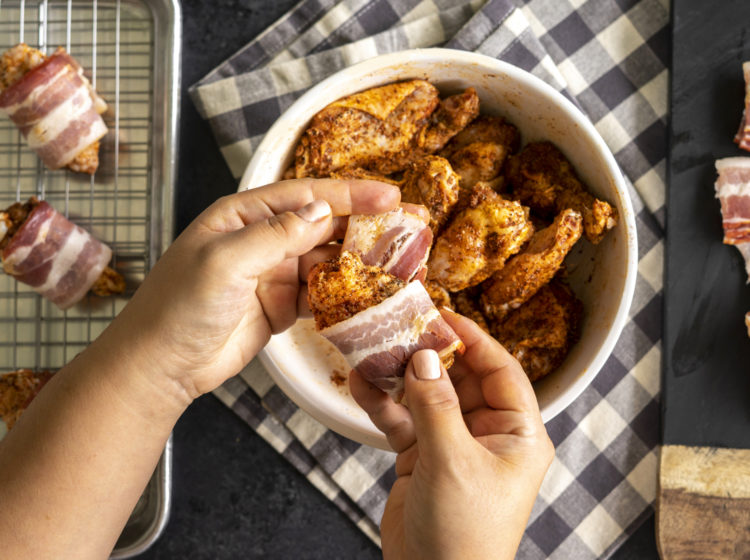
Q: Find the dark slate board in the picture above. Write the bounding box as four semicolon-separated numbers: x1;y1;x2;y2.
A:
665;0;750;448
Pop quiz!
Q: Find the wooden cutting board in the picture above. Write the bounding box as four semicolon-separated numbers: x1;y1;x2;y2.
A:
661;0;750;557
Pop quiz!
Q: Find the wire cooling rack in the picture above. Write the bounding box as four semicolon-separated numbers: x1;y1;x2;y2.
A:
0;0;165;373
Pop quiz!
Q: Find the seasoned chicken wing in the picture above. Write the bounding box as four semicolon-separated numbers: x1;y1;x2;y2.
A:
307;251;405;330
328;167;402;185
481;208;583;321
493;280;582;382
295;80;439;177
0;369;54;430
420;88;480;152
424;279;452;310
506;141;617;244
441;115;520;189
452;290;490;334
401;155;461;235
427;183;534;292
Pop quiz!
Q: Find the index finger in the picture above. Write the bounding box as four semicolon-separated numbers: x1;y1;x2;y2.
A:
209;179;402;231
442;308;541;416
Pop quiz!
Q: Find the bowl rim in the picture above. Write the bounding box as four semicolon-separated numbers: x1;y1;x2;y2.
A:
240;47;638;448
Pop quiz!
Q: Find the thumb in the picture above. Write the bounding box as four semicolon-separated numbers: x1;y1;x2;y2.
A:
404;349;469;462
227;199;332;272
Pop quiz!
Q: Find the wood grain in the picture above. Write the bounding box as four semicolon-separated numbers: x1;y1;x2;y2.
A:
657;445;750;559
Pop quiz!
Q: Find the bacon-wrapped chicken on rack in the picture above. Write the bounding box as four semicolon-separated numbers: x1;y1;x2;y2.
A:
0;43;107;174
1;197;125;309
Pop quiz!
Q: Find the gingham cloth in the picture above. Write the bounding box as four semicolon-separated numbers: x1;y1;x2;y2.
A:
190;0;667;557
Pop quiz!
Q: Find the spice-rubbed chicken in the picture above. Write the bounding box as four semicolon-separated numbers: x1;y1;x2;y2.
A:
0;369;54;430
493;280;582;382
401;155;461;235
295;81;481;178
481;208;583;321
506;141;617;244
420;88;480;152
295;80;439;177
441;115;520;190
307;251;405;330
427;182;534;292
452;290;490;334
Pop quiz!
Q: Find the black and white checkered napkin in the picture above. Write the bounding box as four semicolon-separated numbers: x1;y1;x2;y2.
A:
190;0;667;556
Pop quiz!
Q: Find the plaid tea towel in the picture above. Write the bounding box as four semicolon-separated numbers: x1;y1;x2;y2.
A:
190;0;667;557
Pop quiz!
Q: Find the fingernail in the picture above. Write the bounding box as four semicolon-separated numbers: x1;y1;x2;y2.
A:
296;200;331;223
413;350;441;380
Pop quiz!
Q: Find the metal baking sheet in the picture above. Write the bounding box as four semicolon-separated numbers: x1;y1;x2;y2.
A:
0;0;181;556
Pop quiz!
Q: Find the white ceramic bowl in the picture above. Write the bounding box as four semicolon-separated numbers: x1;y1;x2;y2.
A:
239;48;638;450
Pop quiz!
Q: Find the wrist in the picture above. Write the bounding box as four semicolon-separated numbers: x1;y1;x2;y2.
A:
83;317;193;425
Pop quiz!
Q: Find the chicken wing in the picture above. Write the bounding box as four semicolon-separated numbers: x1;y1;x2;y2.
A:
427;182;534;292
493;280;582;382
452;290;490;334
420;88;480;152
441;115;520;190
481;208;583;321
424;279;452;310
0;369;54;430
505;141;617;244
294;80;439;177
401;155;461;235
328;167;402;185
307;251;405;330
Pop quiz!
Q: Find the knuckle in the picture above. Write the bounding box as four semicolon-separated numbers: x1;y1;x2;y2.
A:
412;386;460;413
267;212;302;240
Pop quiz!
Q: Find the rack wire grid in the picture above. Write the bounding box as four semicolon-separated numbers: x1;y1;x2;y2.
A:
0;0;156;373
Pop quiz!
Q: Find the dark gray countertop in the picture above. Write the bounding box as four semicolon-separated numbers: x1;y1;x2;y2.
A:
136;1;661;558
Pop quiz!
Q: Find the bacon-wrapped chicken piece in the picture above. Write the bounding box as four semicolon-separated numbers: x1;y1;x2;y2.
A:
342;205;432;282
735;62;750;152
715;157;750;281
1;197;125;309
506;141;617;244
0;44;107;174
0;369;54;430
308;251;463;399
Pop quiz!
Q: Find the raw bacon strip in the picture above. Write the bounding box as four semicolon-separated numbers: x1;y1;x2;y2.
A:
735;62;750;152
320;281;464;398
2;201;113;309
0;47;107;171
342;205;433;282
715;157;750;281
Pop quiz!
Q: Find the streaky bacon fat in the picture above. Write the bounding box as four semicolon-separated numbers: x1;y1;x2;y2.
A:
2;200;112;308
320;280;464;398
715;157;750;281
342;205;432;282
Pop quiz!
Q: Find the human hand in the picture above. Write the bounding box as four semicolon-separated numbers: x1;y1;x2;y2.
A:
98;179;400;403
350;309;554;560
